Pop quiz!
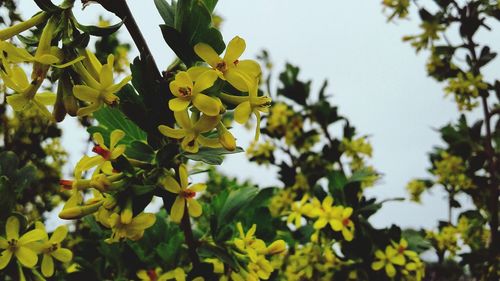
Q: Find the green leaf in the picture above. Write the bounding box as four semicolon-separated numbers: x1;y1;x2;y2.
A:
217;186;259;228
89;106;147;145
327;170;347;205
160;24;198;66
182;147;244;165
197;243;238;270
154;0;176;27
33;0;62;12
202;0;218;12
73;19;124;37
125;141;155;162
277;63;311;106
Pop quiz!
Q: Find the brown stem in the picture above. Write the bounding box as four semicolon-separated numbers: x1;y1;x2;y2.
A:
91;0;162;81
180;203;201;268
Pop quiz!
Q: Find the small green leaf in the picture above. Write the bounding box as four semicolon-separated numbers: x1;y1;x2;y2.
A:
217;186;259;227
73;19;124;37
182;147;244;165
155;0;176;27
197;243;238;270
125;141;155;162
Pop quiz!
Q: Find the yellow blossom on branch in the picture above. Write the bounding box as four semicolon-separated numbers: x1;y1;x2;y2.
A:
33;223;73;277
0;216;45;269
158;110;221;153
161;164;206;223
193;36;261;91
169;70;220;116
371;245;406;278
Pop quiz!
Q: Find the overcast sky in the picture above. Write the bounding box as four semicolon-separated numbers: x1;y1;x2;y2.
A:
17;0;496;230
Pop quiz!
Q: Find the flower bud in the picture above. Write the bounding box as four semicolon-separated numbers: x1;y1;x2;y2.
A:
265;240;287;255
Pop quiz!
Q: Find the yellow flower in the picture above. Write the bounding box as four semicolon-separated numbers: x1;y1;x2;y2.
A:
371;246;406;278
77;129;126;175
205;258;225;274
3;64;55;118
193;36;261;91
33;223;73;277
73;51;131;116
0;216;45;269
105;212;156;243
169;70;220;116
158;267;186;281
287;194;313;228
311;196;355;241
137;267;162;281
158;110;221;153
234;222;267;262
161;164;206;223
220;79;271;140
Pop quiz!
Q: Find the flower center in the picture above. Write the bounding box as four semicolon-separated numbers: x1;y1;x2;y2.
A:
178;87;192;97
93;145;111;160
7;239;18;251
181;189;196;199
147;269;158;281
45;243;59;254
216;61;227;72
397;246;406;254
342;218;350;226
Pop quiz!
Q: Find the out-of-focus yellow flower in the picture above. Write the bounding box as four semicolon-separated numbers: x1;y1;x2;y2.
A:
234;222;267;262
220;79;271;140
169;70;220;116
433;151;474;190
3;64;55;118
158;267;186;281
311;196;355;241
161;164;206;223
193;36;261;91
444;72;487;111
0;216;45;269
73;51;131;116
371;245;406;278
33;223;73;277
158;110;220;153
406;179;428;203
287;194;313;228
137;267;162;281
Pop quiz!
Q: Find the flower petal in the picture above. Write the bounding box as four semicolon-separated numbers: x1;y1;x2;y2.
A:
329;219;343;231
190;183;207;192
197;135;222;148
224;36;246;64
179;164;189;189
169;97;191;112
192;94;220;116
188;199;202;217
371;260;384;271
0;237;7;249
162;176;181;194
174;110;192;129
225;68;251;92
49;225;68;243
73;85;100;102
194;114;220;133
16;246;38;268
194;43;221;67
0;249;13;270
42;254;54;277
18;229;45;245
51;248;73;262
170;197;185;223
6;216;20;240
187;66;211;80
92;132;107;149
158;125;186;139
34;92;56;106
385;263;396;278
234;101;252;124
237;60;261;79
193;70;218;93
110;129;125;150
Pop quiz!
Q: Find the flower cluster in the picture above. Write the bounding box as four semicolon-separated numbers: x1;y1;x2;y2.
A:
0;216;72;278
229;222;286;281
371;239;424;280
433;151;475;191
444;72;488;111
159;36;271;153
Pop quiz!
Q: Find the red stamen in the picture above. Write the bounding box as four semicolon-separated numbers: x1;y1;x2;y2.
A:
92;145;111;160
342;218;350;226
216;61;227;72
182;189;196;199
59;179;73;190
233;59;239;65
147;269;157;281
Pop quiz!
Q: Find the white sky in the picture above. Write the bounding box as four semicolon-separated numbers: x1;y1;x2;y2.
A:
16;0;497;230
